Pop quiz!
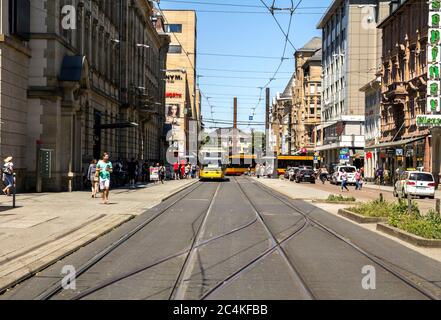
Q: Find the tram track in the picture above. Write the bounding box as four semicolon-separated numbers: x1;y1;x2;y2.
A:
30;177;441;300
248;177;441;300
35;181;206;300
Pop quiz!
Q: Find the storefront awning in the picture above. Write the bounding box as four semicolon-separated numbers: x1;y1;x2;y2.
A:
365;136;426;150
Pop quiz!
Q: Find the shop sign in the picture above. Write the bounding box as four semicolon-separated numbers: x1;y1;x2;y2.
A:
166;74;183;83
386;148;395;156
416;115;441;127
396;148;403;156
166;92;182;99
428;3;441;112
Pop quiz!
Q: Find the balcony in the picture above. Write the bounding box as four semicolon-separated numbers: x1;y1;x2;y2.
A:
383;82;407;105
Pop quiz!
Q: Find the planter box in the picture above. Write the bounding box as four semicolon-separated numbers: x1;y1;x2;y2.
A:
313;200;361;205
377;223;441;248
337;209;388;224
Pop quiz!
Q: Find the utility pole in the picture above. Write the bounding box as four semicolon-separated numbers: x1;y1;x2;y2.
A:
233;97;238;157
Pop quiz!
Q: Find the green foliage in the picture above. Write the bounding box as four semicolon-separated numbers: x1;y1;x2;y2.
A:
349;198;441;239
327;194;356;202
348;200;395;218
387;203;441;240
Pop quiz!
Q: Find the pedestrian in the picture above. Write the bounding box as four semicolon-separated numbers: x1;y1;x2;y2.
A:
158;163;165;184
191;163;197;179
355;169;362;190
173;161;179;180
180;162;186;179
260;163;266;178
96;152;113;205
340;169;349;192
87;159;98;198
185;163;191;179
256;163;261;178
142;160;149;182
127;158;138;188
376;167;384;185
2;156;14;196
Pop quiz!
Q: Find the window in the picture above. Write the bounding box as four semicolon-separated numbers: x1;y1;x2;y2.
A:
168;45;182;54
165;24;183;33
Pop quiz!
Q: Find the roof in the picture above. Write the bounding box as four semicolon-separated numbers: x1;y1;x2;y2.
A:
308;49;322;62
299;37;322;52
378;0;411;29
280;74;295;99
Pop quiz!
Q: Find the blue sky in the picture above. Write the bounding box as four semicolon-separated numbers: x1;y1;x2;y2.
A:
159;0;333;132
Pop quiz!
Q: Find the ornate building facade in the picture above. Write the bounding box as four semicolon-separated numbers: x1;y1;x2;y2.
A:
377;0;432;179
0;0;170;191
292;37;322;153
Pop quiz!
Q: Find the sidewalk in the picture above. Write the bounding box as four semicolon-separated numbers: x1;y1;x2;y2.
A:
0;179;197;292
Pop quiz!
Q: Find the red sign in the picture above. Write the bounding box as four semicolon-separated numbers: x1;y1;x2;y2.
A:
366;152;373;159
166;92;182;99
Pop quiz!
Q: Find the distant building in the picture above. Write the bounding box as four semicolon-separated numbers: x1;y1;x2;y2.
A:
162;10;200;162
271;75;295;155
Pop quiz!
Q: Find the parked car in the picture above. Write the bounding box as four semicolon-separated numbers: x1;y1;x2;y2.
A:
330;165;357;185
295;169;316;184
393;171;436;199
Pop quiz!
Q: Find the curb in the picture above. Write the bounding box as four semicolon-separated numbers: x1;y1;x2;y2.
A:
312;200;361;205
337;209;388;224
0;214;134;294
376;223;441;248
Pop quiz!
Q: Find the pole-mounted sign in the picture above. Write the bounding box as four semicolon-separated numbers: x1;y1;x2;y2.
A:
428;1;441;112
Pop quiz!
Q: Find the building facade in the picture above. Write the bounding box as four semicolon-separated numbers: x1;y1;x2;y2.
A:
360;78;382;181
374;0;434;184
271;75;294;155
162;10;200;162
292;37;322;153
0;0;170;191
316;0;389;167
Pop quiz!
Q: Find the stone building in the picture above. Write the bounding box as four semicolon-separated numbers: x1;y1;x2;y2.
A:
0;0;170;192
292;38;323;154
271;75;294;155
316;0;390;167
376;0;432;181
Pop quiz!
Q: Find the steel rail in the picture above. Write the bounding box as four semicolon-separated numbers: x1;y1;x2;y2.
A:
35;182;204;300
201;177;314;300
250;177;441;301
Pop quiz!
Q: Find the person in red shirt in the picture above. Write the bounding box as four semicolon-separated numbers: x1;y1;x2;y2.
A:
180;163;186;179
173;162;179;180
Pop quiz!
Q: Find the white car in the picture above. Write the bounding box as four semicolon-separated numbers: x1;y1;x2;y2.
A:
393;171;436;199
331;165;357;185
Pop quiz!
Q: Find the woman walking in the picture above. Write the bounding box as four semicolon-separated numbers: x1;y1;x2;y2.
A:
2;156;14;196
87;159;98;198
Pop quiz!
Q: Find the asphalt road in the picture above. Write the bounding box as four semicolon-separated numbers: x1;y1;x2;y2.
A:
2;177;441;300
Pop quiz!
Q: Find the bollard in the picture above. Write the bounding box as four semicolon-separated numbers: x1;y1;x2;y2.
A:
436;199;440;216
408;193;412;215
12;173;16;208
379;193;384;203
